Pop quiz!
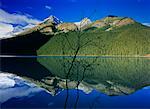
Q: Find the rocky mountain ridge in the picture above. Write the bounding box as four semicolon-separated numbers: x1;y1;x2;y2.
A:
16;15;137;36
56;15;136;32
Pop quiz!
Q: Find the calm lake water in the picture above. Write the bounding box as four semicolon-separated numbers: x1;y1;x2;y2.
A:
0;56;150;109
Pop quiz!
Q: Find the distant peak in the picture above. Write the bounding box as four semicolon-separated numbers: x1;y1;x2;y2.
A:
43;15;62;25
81;17;91;22
75;17;92;28
48;15;59;20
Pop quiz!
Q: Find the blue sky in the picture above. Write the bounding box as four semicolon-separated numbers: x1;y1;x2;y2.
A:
0;0;150;22
0;0;150;38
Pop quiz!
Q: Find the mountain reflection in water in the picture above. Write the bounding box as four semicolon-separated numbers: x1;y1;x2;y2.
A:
0;56;150;108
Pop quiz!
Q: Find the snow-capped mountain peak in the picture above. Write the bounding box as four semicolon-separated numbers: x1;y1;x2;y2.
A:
43;15;62;25
75;17;92;28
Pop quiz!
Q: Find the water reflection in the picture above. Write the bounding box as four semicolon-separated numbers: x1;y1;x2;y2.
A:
0;74;150;109
0;56;150;108
1;57;52;80
0;73;43;104
38;57;150;95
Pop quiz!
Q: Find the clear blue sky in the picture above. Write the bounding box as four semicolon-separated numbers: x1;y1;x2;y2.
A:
0;0;150;23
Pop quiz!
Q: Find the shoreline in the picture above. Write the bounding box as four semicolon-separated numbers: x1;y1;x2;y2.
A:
0;54;150;58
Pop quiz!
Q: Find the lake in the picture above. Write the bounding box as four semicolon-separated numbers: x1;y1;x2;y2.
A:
0;56;150;108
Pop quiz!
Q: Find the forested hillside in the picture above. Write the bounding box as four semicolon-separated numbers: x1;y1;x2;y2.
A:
37;23;150;56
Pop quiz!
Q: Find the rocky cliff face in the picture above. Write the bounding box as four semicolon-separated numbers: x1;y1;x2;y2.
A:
57;23;78;32
56;18;92;32
18;16;59;36
75;18;92;28
89;16;135;31
92;20;107;28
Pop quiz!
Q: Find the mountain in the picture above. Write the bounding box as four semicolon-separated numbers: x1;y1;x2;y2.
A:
37;16;150;56
0;15;150;56
84;15;135;31
56;18;92;32
43;15;62;25
17;15;62;36
16;16;58;36
38;22;150;56
75;18;92;28
57;23;78;32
